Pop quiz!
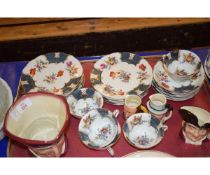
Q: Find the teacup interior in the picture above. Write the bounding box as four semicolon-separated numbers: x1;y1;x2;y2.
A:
150;94;166;106
6;95;67;142
125;95;141;108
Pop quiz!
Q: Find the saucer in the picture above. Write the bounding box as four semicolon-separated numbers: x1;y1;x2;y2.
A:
146;101;168;115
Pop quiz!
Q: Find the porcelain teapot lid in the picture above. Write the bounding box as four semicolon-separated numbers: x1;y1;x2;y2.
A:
180;106;210;128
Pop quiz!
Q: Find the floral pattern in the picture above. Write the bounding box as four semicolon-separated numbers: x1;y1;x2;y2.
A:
109;70;131;82
134;134;154;146
95;124;112;141
66;61;79;77
43;73;57;84
34;59;48;72
82;115;95;128
104;85;124;96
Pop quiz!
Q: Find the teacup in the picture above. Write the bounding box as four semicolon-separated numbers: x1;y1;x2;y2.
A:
3;92;70;157
123;113;168;149
180;106;210;145
147;93;173;123
124;95;147;120
78;108;121;156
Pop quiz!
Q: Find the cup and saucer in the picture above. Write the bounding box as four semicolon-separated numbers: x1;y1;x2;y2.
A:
146;93;173;123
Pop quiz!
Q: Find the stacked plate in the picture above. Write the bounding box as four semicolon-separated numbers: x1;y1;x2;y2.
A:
90;52;153;105
153;50;205;101
20;52;84;96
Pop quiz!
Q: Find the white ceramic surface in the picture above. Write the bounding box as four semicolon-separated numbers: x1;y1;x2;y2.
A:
90;52;152;103
123;113;168;149
20;52;83;96
162;50;201;81
78;108;120;150
67;88;103;119
124;150;175;157
0;78;13;141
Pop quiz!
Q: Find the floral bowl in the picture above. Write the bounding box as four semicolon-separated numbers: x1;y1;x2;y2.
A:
3;92;70;157
67;88;104;119
123;113;168;149
0;78;13;141
162;50;201;82
78;108;120;156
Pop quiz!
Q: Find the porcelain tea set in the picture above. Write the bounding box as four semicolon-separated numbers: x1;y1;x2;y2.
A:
1;50;210;157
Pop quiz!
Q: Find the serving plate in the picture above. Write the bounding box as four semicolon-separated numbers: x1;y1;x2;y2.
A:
20;52;83;96
90;52;152;103
124;150;175;157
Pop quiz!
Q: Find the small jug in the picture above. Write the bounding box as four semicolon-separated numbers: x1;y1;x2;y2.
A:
147;93;173;123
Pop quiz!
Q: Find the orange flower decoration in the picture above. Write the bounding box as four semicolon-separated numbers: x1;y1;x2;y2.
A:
57;70;64;77
110;71;116;79
118;89;124;95
139;64;146;71
30;68;36;77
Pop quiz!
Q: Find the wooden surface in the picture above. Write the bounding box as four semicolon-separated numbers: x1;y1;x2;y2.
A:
0;18;210;62
0;18;210;42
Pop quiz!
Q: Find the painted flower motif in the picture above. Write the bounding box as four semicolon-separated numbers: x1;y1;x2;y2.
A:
130;116;141;126
157;71;169;83
34;60;48;72
53;87;60;93
135;134;152;146
83;115;95;128
66;61;79;77
110;70;131;82
183;53;196;64
118;89;125;96
95;124;112;141
104;85;124;96
100;63;107;70
137;71;149;82
105;56;118;66
176;69;188;76
139;64;146;71
161;82;170;89
66;61;72;67
57;70;64;77
43;73;57;84
29;68;36;77
110;71;116;79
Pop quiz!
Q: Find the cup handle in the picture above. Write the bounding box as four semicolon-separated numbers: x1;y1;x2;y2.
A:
162;110;173;123
113;109;120;118
161;125;168;132
107;146;115;157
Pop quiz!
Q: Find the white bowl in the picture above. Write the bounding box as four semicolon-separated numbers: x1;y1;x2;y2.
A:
0;78;13;141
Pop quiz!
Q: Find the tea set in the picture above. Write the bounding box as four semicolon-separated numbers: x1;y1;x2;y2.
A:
1;50;210;157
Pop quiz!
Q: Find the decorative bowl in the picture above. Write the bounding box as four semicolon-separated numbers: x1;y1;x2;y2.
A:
123;113;168;149
78;108;120;156
162;50;201;82
0;78;13;141
67;88;103;119
3;92;70;157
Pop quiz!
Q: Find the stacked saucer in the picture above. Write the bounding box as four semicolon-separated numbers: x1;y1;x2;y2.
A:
152;50;205;101
20;52;84;96
90;52;153;105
